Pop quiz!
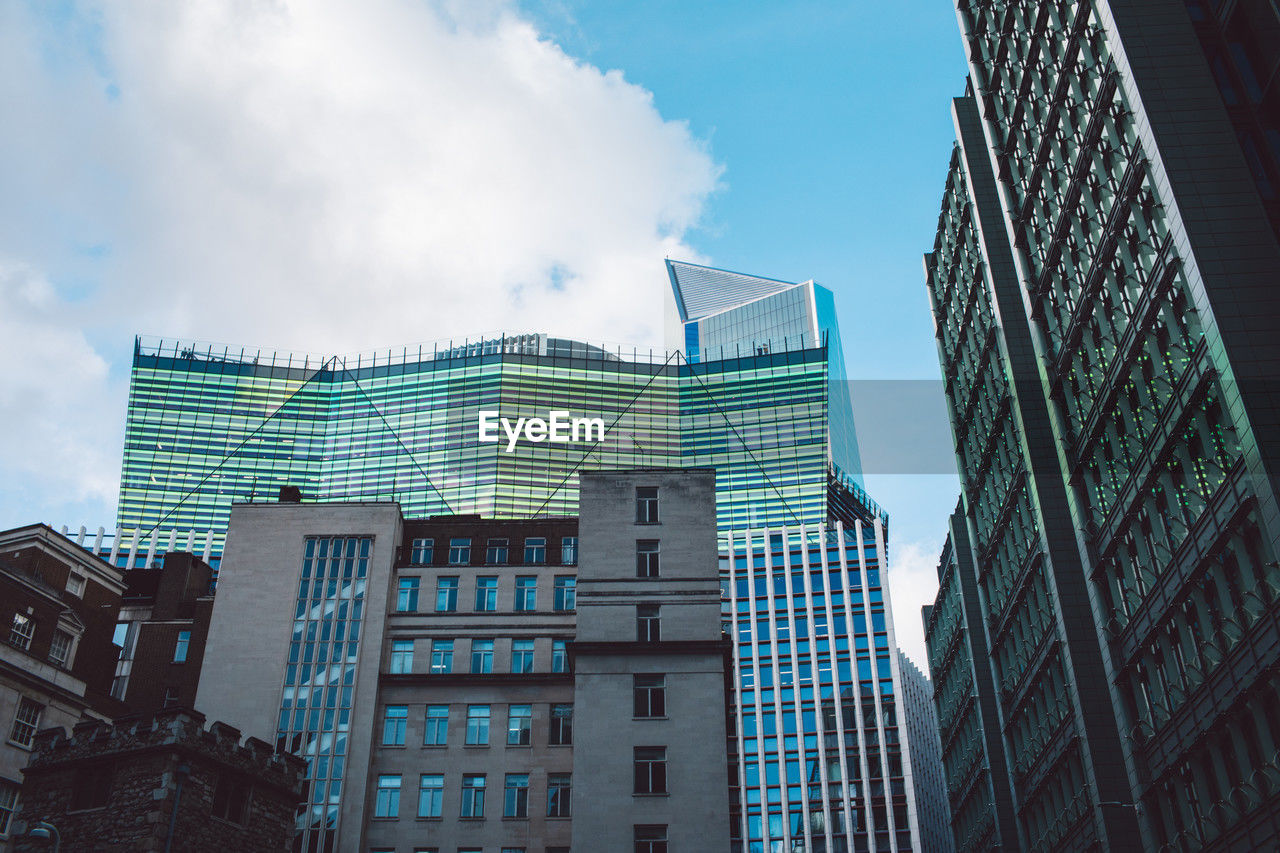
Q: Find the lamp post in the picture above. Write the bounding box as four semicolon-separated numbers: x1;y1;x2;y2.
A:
27;821;61;852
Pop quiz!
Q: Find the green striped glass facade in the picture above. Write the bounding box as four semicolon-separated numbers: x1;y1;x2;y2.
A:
119;335;870;552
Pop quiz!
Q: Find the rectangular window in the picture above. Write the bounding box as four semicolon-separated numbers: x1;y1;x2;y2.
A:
389;640;414;674
435;577;458;612
475;577;498;611
507;705;532;746
550;704;572;745
561;536;578;565
514;576;537;611
397;577;420;612
635;824;668;853
634;675;666;718
49;629;72;667
0;780;17;836
9;614;34;651
424;706;448;746
449;538;471;565
465;705;490;745
66;573;86;597
523;537;546;564
9;698;42;748
486;538;509;564
163;687;180;708
637;604;661;642
460;775;486;818
547;773;571;817
553;577;576;611
382;705;407;746
409;537;433;565
212;774;250;824
430;639;453;674
511;639;535;673
551;640;568;673
636;540;660;578
634;747;668;794
471;639;494;673
173;630;191;663
417;774;444;818
374;775;401;818
636;486;659;523
504;773;529;818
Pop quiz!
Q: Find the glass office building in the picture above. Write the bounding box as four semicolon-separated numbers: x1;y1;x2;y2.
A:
723;519;922;853
117;262;883;554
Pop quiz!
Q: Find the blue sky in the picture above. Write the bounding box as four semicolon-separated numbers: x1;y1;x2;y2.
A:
0;0;969;663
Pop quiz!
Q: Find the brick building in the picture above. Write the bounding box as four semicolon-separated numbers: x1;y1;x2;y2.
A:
13;709;305;852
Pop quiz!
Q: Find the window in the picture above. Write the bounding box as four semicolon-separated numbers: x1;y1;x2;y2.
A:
461;774;486;818
502;849;527;853
635;824;668;853
70;764;112;811
550;704;572;745
486;538;509;564
410;538;433;565
424;705;449;746
637;604;661;642
212;774;250;824
163;687;180;708
507;705;532;745
471;639;494;673
374;775;401;818
8;613;34;650
418;774;443;818
449;538;471;565
524;537;546;564
173;630;191;663
49;629;72;667
511;639;534;673
634;747;668;794
637;540;660;578
397;577;420;612
390;640;414;674
66;573;86;597
0;780;16;836
430;639;453;674
636;486;659;523
475;577;498;611
9;698;42;748
514;576;537;611
552;640;568;673
382;706;407;746
561;536;578;565
435;577;459;612
504;773;529;818
547;773;571;817
465;705;490;745
554;577;576;611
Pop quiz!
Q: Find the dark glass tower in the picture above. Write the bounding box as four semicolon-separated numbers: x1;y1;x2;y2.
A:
925;1;1280;849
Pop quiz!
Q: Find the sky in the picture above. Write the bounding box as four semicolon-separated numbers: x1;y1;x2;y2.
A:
0;0;969;667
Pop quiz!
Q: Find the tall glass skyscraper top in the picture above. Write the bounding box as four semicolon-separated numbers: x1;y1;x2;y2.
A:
116;262;883;555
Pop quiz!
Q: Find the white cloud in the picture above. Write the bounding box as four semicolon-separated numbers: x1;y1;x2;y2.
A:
885;537;943;674
0;0;721;527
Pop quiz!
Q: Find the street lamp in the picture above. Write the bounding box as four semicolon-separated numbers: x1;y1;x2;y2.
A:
27;821;61;851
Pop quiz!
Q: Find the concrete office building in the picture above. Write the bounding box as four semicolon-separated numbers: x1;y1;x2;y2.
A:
925;1;1280;848
195;469;730;853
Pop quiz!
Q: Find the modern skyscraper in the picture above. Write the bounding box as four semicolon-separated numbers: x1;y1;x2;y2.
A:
925;1;1280;849
116;261;882;558
898;652;953;853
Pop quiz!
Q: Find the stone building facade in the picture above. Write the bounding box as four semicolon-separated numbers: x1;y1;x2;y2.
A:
13;709;305;853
